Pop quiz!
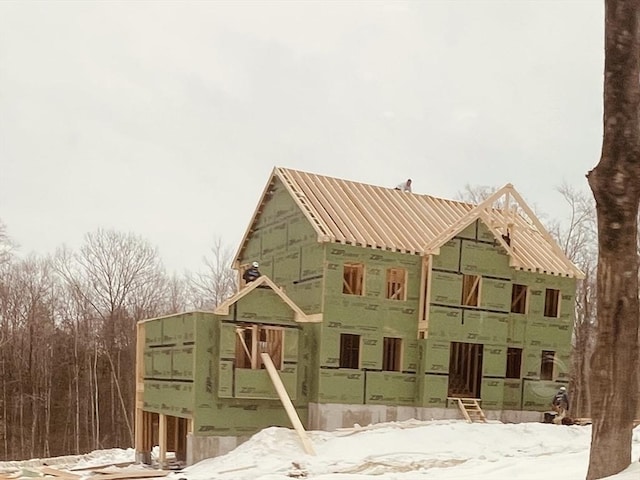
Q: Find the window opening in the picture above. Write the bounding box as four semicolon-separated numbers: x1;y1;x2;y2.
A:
544;289;560;317
343;263;364;295
339;333;360;369
386;268;407;300
540;350;555;380
382;337;402;371
235;325;283;370
506;347;522;379
510;284;528;314
461;274;481;307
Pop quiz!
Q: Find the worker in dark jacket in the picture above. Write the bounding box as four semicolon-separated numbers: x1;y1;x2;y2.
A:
551;386;570;423
243;261;261;283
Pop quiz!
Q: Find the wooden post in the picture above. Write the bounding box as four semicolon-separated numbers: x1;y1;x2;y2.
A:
134;322;145;456
158;414;167;467
260;353;315;455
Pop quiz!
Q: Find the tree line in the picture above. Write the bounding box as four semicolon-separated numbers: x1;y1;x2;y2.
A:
0;226;236;460
0;183;605;461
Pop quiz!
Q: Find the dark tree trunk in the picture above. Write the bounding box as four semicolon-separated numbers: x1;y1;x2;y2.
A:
586;1;640;478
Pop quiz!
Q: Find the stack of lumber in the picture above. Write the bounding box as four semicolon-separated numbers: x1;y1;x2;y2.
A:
0;462;170;480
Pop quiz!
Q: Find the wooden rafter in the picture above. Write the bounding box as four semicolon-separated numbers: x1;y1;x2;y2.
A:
233;168;584;280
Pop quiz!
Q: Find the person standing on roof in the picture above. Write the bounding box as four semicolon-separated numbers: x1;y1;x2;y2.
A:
551;386;570;423
243;261;261;283
395;179;412;192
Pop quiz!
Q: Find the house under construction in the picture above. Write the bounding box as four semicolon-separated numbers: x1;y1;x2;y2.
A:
134;167;583;464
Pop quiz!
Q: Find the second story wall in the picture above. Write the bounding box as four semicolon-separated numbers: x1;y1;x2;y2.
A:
239;178;324;313
319;244;422;370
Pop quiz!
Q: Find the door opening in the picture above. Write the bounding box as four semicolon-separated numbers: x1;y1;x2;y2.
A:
448;342;483;398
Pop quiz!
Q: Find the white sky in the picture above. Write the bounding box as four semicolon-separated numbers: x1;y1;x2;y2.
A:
0;1;605;272
2;420;638;479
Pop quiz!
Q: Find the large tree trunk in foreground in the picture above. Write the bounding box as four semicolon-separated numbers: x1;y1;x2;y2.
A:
586;1;640;479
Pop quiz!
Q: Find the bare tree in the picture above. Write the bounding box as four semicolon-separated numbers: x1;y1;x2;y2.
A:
546;183;598;418
55;229;167;448
0;220;15;267
188;237;237;309
586;1;640;478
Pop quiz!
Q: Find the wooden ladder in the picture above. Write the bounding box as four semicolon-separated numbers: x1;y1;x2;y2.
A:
450;397;487;423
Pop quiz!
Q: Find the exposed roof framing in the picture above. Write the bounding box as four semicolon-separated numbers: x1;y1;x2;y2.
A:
214;275;316;322
234;167;584;279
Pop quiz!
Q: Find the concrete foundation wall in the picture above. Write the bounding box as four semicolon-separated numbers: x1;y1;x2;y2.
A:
307;402;543;431
183;403;544;464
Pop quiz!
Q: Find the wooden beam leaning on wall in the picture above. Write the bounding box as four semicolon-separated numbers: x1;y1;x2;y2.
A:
260;353;316;455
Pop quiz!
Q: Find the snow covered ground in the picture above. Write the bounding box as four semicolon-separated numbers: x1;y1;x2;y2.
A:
2;420;639;480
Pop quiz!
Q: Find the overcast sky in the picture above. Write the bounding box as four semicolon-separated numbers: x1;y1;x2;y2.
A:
0;1;604;273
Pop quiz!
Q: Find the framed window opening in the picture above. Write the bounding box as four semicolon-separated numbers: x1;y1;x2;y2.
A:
506;347;522;379
544;289;560;318
382;337;402;371
339;333;361;369
386;268;407;301
343;263;364;296
461;274;481;307
510;284;528;314
540;350;555;380
234;325;284;370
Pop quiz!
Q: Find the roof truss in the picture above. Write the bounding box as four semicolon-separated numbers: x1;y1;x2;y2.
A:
214;275;319;322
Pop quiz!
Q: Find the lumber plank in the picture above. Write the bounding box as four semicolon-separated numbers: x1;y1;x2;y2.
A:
83;471;168;480
69;462;134;472
39;468;80;480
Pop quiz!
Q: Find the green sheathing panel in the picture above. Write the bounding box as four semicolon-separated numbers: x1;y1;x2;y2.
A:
231;287;300;325
428;306;508;345
143;380;194;417
172;346;194;380
555;350;571;381
422;338;450;374
522;348;542;379
152;348;172;378
218;360;233;398
317;369;365;403
503;379;522;409
507;315;526;346
420;374;448;407
427;306;461;341
480;378;505;409
460;239;511;278
476;220;496;242
300;323;321;403
234;367;297;399
238;178;324;313
145;320;163;346
526;320;572;351
463;311;508;343
522;379;559;410
480;278;510;312
284;328;299;362
482;345;506;377
195;402;300;436
193;313;216;432
141;313;200;417
432;239;460;271
458;222;477;240
218;323;237;360
430;271;462;306
365;372;416;405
